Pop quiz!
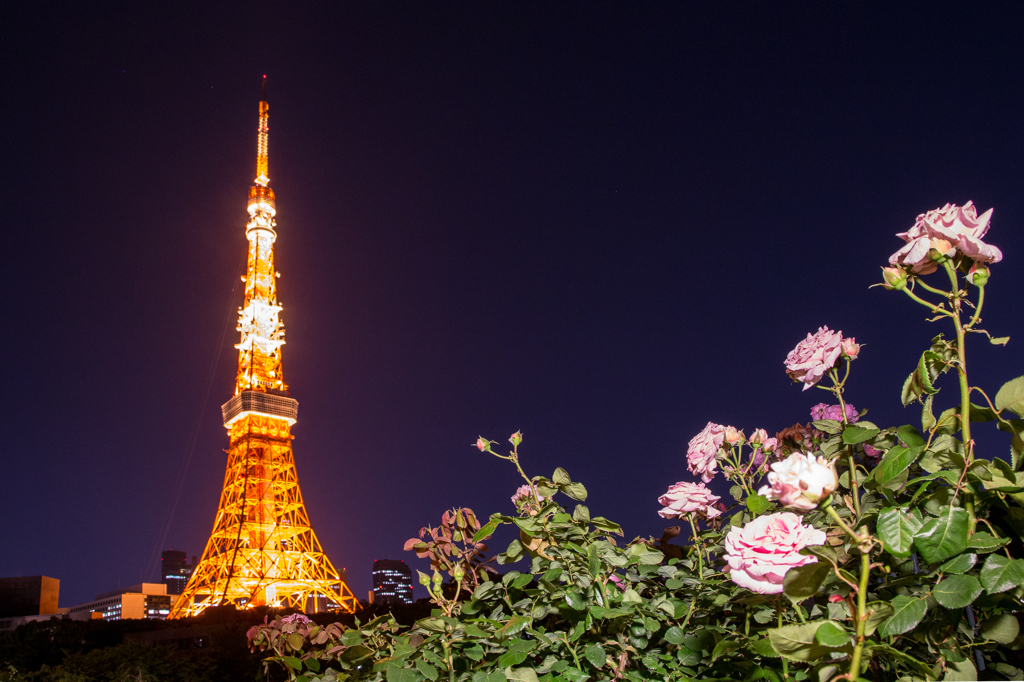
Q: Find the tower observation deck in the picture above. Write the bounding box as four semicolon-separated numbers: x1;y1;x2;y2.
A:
169;78;357;618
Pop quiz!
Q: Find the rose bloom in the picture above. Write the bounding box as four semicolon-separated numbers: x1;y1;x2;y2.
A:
785;326;845;390
658;481;722;520
511;484;546;510
810;403;859;424
724;511;827;594
890;201;1001;275
758;451;839;511
687;422;725;483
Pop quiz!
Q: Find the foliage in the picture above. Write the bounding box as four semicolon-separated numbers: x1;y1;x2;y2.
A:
250;205;1024;681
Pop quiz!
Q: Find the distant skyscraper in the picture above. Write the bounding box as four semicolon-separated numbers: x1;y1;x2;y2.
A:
0;576;59;618
160;550;195;595
372;560;413;606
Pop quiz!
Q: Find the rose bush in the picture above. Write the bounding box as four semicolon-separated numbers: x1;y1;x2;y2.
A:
249;202;1024;682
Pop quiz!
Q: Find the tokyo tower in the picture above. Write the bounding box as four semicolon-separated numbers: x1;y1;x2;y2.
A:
170;78;357;618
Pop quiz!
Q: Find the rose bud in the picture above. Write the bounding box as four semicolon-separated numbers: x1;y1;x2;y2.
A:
725;426;744;445
509;431;523;446
881;267;908;291
841;337;860;361
969;262;990;287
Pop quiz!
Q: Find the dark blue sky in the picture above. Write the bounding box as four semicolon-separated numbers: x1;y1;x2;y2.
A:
3;2;1023;608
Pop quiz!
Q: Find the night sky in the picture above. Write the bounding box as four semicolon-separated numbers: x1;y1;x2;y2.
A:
4;3;1023;609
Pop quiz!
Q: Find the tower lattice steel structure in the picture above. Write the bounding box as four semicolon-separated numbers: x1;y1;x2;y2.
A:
170;78;357;618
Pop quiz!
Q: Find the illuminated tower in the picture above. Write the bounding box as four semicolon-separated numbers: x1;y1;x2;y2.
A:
170;78;357;618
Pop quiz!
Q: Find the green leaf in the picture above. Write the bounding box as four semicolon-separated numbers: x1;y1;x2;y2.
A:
711;638;741;661
874;445;923;486
664;626;685;645
386;665;419;682
814;621;850;647
842;425;880;444
559;667;588;682
415;661;439;680
943;658;977;681
876;507;923;559
552;468;571;485
287;633;304;651
591;517;623;535
505;668;540;682
768;622;845;661
880;595;927;637
677;645;703;665
863;602;895;637
966;531;1011;554
865;644;935;679
897;424;927;447
282;656;302;671
938;552;976;574
746;494;771;515
573;504;590;523
751;636;779;658
564;590;586;611
914;505;969;563
474;518;502;542
497;648;529;668
497;615;530;640
563;482;588;501
933;574;982;608
981;613;1020;644
783;561;831;599
980;554;1024;594
584;643;606;669
989;336;1011;345
996;376;1024;417
812;419;843;434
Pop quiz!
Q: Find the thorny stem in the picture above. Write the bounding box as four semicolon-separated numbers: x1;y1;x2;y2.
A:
822;500;872;681
901;284;954;317
967;285;986;329
941;261;977;528
777;600;789;682
830;368;860;518
560;633;582;670
441;637;456;682
687;515;705;578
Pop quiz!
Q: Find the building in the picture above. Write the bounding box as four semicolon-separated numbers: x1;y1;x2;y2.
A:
372;560;413;606
0;576;60;618
160;550;196;595
68;583;173;621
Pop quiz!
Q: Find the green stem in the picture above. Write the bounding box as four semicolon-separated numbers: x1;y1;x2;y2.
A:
901;285;953;316
830;369;860;518
966;285;985;329
823;501;865;543
687;515;705;578
442;637;456;682
777;601;789;682
942;261;976;528
847;549;871;681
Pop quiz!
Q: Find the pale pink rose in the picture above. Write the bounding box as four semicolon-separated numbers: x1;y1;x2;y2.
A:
749;428;777;452
784;327;844;390
724;511;827;594
658;481;722;520
687;422;725;483
281;612;311;624
724;426;744;445
758;452;839;511
890;201;1001;274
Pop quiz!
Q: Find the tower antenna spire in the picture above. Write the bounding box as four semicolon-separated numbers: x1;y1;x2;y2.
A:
255;76;270;187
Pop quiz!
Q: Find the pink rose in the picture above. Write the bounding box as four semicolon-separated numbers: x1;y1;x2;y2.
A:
890;201;1001;275
784;326;845;390
881;266;908;291
724;511;827;594
758;452;839;511
511;485;546;513
810;403;859;424
475;437;488;452
658;481;722;520
687;422;725;483
724;426;744;445
749;428;777;453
